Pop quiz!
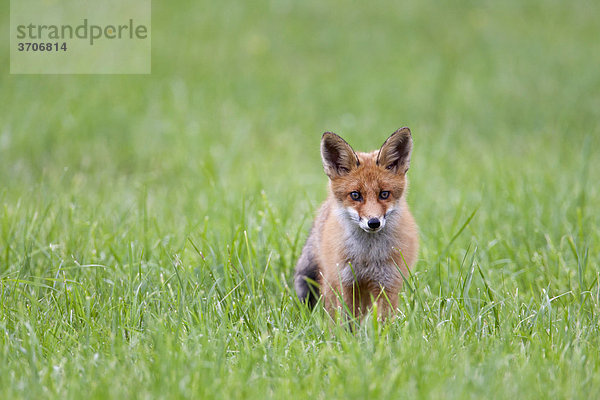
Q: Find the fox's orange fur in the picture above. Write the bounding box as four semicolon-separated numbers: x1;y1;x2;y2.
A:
294;128;418;320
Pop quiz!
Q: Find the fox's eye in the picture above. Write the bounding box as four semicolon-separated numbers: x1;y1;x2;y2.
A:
379;191;390;200
349;191;362;201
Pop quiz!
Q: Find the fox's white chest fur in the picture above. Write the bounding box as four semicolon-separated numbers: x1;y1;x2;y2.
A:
335;205;404;287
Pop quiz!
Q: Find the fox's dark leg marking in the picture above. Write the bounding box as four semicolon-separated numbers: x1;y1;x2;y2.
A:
294;237;320;308
294;203;330;309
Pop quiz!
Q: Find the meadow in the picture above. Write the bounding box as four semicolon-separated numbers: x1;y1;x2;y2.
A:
1;0;599;398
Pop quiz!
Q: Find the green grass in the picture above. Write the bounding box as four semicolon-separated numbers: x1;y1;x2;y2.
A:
2;0;600;398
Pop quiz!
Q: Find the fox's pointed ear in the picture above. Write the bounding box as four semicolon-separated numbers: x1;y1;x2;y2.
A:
377;127;413;174
321;132;360;178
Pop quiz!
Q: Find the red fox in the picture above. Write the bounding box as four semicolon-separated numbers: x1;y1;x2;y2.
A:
294;128;418;320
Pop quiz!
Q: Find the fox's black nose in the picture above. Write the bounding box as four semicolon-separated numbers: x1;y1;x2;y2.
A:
367;218;381;229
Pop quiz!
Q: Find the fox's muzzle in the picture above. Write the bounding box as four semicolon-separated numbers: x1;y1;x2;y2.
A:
359;216;385;233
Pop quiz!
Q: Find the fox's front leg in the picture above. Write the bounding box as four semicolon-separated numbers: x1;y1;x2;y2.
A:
373;287;398;320
342;283;366;320
322;283;350;319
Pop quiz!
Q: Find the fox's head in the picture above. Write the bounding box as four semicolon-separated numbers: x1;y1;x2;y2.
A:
321;128;413;234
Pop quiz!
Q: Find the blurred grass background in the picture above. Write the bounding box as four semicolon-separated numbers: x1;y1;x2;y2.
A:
1;0;600;398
